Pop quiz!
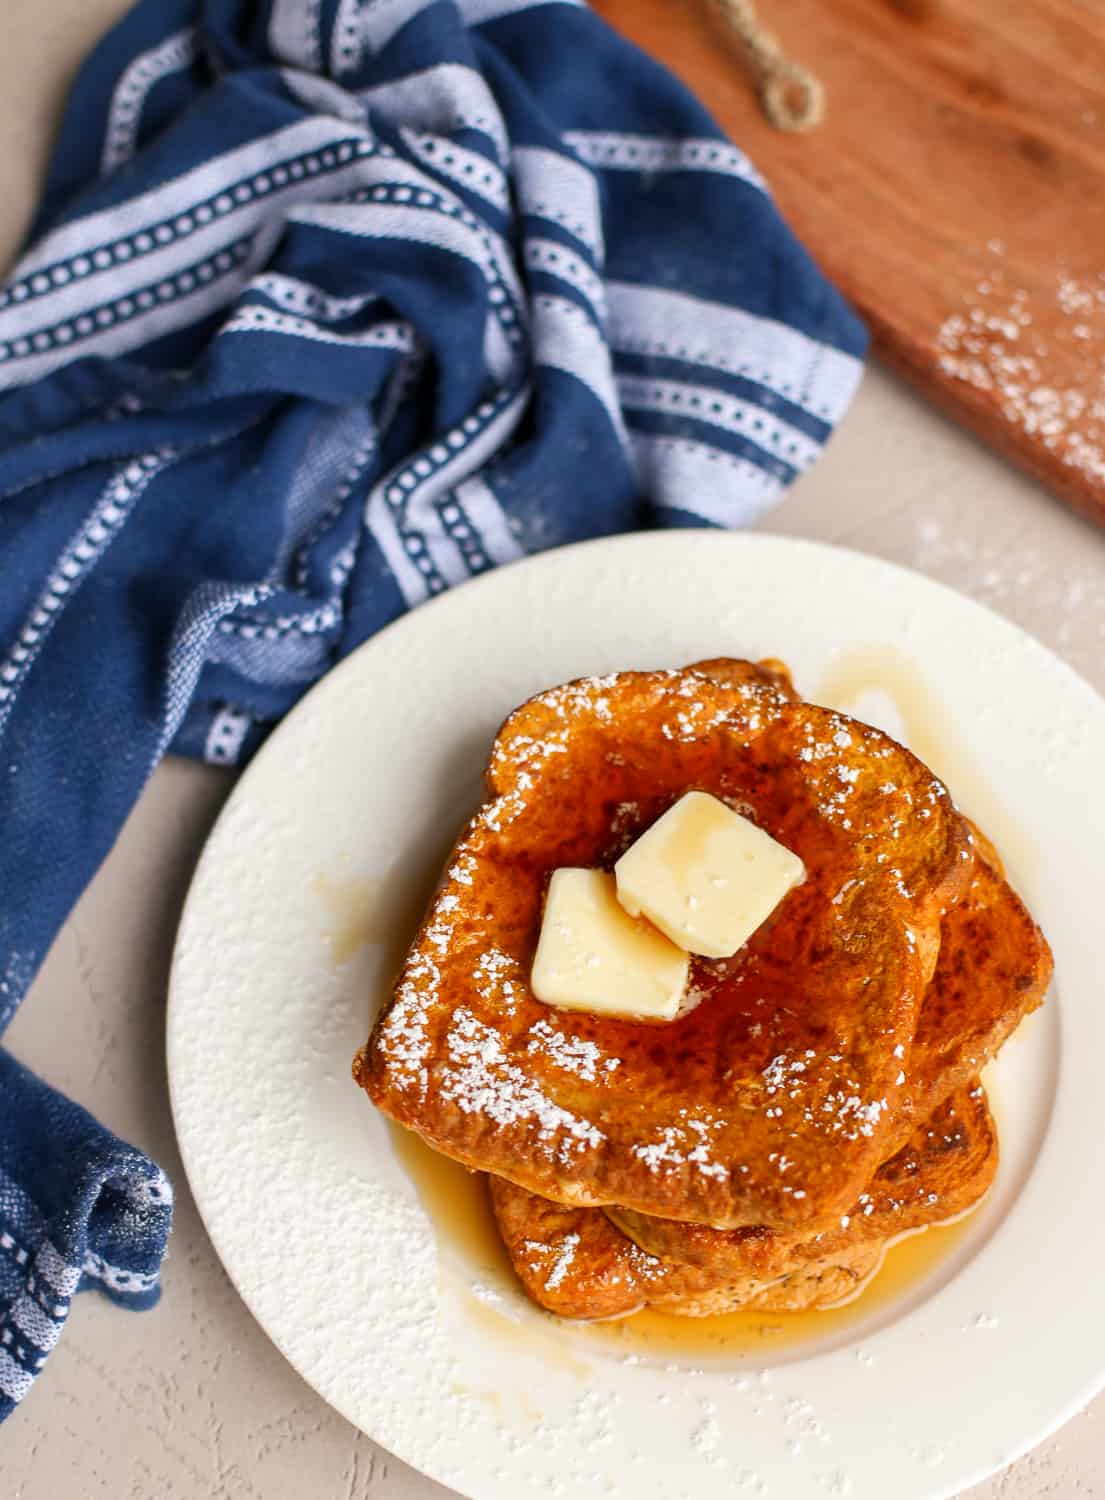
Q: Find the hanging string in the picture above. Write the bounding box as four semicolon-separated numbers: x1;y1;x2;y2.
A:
710;0;825;132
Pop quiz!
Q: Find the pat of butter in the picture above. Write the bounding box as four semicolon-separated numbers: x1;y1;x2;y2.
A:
531;868;690;1021
614;790;804;959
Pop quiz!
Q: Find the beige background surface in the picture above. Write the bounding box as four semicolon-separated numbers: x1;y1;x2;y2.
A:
3;4;1104;1497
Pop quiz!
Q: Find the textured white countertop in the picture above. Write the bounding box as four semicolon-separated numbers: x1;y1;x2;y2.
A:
4;4;1104;1496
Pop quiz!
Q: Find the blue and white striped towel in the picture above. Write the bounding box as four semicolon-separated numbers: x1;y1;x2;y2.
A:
0;0;865;1419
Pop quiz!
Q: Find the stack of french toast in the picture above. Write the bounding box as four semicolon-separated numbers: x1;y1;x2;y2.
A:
354;659;1051;1320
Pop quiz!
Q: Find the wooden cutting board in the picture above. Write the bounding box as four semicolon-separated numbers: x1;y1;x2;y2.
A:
593;0;1105;530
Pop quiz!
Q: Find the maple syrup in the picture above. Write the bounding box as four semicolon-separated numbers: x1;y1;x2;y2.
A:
817;644;1036;895
313;872;390;964
388;1119;982;1367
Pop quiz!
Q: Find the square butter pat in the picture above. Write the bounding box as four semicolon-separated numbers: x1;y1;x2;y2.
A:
531;868;690;1021
615;790;805;959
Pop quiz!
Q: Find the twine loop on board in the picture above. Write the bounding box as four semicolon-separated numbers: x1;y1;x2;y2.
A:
711;0;825;131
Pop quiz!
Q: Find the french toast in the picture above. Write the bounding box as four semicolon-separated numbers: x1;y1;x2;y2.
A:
897;821;1051;1138
490;1083;997;1319
488;1171;885;1319
606;1083;997;1284
356;660;971;1231
603;834;1050;1275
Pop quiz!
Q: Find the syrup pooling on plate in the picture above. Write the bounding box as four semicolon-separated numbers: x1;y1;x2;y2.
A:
360;663;970;1231
818;643;1038;898
389;1113;983;1367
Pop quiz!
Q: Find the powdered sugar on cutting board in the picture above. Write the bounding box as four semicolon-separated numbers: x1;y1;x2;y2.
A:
936;245;1105;496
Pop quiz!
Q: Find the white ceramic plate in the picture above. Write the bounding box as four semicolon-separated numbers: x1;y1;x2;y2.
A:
168;532;1105;1500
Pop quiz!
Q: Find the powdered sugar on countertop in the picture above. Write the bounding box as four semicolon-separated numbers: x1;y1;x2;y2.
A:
912;513;1105;679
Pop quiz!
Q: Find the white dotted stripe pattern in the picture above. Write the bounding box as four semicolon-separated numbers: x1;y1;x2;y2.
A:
294;191;526;377
294;433;379;587
628;430;784;526
100;28;199;176
250;272;379;323
219;303;416;354
0;451;175;738
531;294;627;454
512;145;604;263
203;709;253;766
360;63;510;165
268;0;323;71
215;601;342;640
330;0;364;77
81;1250;160;1295
563;130;767;195
327;146;528;313
0;238;292;394
400;127;510;214
433;492;495;575
449;475;524;567
0;139;388;386
0;1216;170;1406
0;393;145;507
523;236;607;326
616;373;821;470
365;383;529;604
17;1268;66;1322
157;581;272;757
0;236;255;385
13;115;372;285
329;540;358;587
606;280;863;425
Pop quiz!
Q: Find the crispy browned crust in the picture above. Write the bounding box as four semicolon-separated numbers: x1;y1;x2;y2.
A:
489;1083;995;1319
607;1083;997;1281
895;823;1052;1138
355;659;970;1231
487;1167;887;1320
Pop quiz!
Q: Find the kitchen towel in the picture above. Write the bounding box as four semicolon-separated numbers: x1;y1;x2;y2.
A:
0;0;865;1418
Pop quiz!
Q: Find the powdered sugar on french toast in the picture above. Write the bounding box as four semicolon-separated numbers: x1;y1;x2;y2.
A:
762;1051;891;1142
632;1119;729;1182
442;1007;604;1156
543;1232;580;1290
474;946;523;1010
376;957;437;1093
526;1019;620;1082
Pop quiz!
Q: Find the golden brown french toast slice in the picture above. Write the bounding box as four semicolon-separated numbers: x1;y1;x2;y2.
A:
356;660;970;1230
899;821;1051;1137
491;1083;995;1319
488;1171;884;1319
606;831;1049;1275
606;1082;997;1284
